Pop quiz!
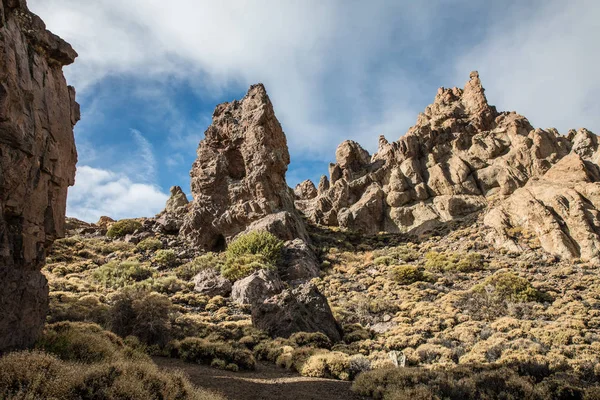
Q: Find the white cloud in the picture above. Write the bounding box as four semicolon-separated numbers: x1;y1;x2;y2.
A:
27;0;456;159
455;0;600;134
67;166;169;223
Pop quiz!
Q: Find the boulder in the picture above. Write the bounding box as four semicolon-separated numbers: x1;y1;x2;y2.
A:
193;269;232;298
252;283;342;342
180;84;307;250
280;239;320;284
0;0;78;351
231;269;284;305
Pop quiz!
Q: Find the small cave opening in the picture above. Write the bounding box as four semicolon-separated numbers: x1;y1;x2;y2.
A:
212;234;226;252
225;148;246;180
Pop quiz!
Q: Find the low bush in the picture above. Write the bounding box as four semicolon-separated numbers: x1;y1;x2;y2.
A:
92;260;154;288
136;237;163;251
176;337;256;370
153;249;178;268
473;272;549;303
35;321;146;364
221;254;276;281
225;231;283;265
388;265;428;285
352;364;600;400
176;253;224;281
289;332;332;349
301;351;352;380
106;219;142;239
373;245;420;264
425;251;485;272
0;351;224;400
109;289;174;346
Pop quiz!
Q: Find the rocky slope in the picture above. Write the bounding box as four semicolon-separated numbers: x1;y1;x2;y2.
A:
0;0;78;351
181;84;307;250
298;72;600;262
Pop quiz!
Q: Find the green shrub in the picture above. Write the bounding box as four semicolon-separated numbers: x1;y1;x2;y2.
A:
389;265;427;285
177;337;256;370
0;351;224;400
92;260;154;288
289;332;332;349
176;253;225;281
425;251;485;272
109;290;174;346
106;219;142;238
136;237;163;251
153;249;177;268
221;253;276;281
473;272;549;303
225;231;283;265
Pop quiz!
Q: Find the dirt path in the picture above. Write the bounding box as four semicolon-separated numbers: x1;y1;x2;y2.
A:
154;357;366;400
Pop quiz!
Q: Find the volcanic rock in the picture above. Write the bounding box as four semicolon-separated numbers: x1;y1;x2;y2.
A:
231;269;284;305
0;0;78;351
193;269;233;298
280;239;320;285
252;283;342;342
294;180;318;200
181;84;307;250
298;71;600;261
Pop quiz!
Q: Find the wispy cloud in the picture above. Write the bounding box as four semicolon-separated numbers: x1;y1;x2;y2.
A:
130;129;157;182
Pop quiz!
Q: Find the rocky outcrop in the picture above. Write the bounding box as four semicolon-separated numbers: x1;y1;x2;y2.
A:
298;71;600;261
181;84;307;250
252;283;342;342
485;149;600;262
193;269;232;298
0;1;78;351
294;180;317;200
231;269;284;305
154;186;189;234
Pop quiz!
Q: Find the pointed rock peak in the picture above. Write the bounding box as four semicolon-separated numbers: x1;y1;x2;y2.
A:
335;140;370;171
164;186;189;214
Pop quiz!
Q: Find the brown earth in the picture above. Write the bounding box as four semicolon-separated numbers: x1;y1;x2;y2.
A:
154;357;365;400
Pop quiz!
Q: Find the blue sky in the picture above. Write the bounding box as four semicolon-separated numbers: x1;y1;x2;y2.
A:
29;0;599;222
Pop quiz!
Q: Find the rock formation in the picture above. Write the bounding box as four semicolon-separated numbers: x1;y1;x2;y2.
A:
252;283;342;342
0;0;78;351
155;186;189;234
294;180;318;200
299;72;600;261
231;269;284;305
181;84;307;250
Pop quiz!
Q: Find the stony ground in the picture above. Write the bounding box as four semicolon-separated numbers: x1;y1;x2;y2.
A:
154;357;365;400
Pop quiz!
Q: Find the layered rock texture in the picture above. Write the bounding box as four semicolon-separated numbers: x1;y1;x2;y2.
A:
299;72;600;262
181;84;307;250
0;0;78;351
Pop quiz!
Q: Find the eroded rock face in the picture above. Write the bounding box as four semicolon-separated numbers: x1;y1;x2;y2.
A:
181;84;306;250
231;269;284;305
294;180;318;200
299;71;600;261
252;283;342;342
193;269;232;298
0;0;78;351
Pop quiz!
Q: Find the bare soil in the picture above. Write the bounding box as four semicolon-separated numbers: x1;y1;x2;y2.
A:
154;357;366;400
